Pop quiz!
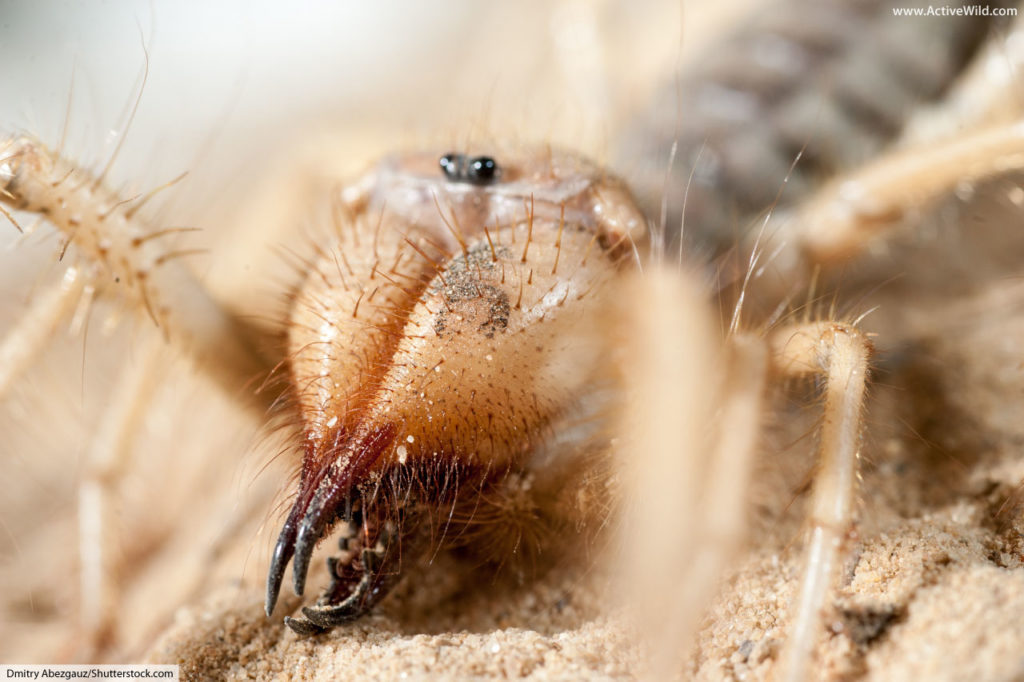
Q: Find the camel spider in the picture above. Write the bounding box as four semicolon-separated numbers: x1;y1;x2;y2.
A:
3;1;1024;680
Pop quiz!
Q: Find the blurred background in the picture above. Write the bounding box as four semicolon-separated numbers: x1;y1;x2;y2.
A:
0;0;745;210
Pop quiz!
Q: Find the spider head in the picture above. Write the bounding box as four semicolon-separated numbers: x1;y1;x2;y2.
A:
266;146;648;633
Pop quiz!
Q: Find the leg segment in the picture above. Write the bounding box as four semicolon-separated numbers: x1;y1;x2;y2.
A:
615;266;768;678
767;122;1024;279
0;266;86;395
77;335;165;654
0;137;270;398
768;321;872;682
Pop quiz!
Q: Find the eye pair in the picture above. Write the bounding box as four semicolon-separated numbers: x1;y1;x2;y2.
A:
439;153;500;185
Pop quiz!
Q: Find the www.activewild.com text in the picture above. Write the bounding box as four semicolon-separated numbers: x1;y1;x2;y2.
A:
893;4;1018;16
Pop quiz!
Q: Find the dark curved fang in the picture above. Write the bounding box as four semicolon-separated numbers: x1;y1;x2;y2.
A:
291;509;322;598
265;510;299;616
265;423;397;622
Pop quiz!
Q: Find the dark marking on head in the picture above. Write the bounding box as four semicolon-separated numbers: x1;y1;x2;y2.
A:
432;242;512;338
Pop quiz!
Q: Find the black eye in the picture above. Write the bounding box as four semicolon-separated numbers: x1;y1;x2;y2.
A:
439;153;501;185
439;153;464;181
467;156;499;185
